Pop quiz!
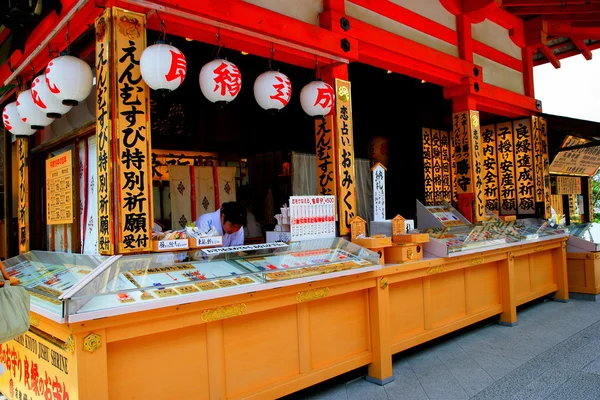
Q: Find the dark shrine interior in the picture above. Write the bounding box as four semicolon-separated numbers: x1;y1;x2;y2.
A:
149;32;456;222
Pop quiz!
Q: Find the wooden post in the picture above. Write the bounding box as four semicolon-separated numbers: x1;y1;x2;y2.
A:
499;255;517;326
76;330;110;400
367;277;395;385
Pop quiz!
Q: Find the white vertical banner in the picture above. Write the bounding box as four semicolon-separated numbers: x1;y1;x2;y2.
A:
371;163;386;221
84;136;99;254
290;196;336;241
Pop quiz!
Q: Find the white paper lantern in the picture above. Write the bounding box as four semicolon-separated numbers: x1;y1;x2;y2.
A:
254;71;292;111
2;102;35;136
45;55;93;106
17;90;53;130
140;43;187;91
300;80;335;117
31;74;72;118
199;59;242;104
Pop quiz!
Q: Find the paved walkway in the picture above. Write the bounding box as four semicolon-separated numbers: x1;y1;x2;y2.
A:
282;296;600;400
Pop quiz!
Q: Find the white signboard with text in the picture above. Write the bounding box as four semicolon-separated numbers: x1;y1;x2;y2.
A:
290;196;336;241
372;163;386;221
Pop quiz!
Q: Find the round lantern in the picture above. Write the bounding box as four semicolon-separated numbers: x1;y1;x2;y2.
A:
368;136;389;168
31;74;72;118
140;43;187;91
300;80;335;117
199;59;242;104
16;90;53;130
45;55;93;106
2;102;35;136
253;70;292;111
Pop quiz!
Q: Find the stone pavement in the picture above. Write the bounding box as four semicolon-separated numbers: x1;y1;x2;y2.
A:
282;296;600;400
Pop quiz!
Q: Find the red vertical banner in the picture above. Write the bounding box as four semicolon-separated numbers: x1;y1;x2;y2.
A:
335;79;357;236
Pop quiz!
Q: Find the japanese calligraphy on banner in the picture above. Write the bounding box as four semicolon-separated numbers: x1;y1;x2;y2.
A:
556;176;581;194
113;8;152;253
450;111;485;221
532;116;544;203
371;163;386;221
315;115;336;196
46;151;74;225
496;122;517;215
422;128;434;204
96;8;113;255
17;137;29;254
550;134;600;176
551;194;563;217
513;119;535;214
481;125;499;214
335;79;357;236
0;332;77;400
540;117;552;218
440;131;452;203
431;130;443;204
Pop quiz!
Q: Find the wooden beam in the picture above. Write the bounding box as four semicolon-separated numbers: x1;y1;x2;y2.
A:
457;15;473;62
534;41;600;65
503;0;600;5
507;4;600;14
572;39;593;60
522;46;535;97
473;40;523;71
547;21;600;39
463;0;502;15
544;12;600;21
538;44;561;68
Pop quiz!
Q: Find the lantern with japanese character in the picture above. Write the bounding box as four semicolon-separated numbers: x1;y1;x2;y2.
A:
16;89;53;130
140;43;187;91
300;80;335;117
3;102;35;135
253;70;292;111
199;59;242;104
45;55;93;106
31;73;72;118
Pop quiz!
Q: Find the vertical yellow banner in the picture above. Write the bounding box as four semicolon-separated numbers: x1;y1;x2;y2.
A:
334;78;357;236
513;119;535;214
440;131;452;203
551;194;563;217
496;122;517;215
17;137;29;254
532;116;544;203
481;125;499;214
470;112;485;221
113;8;153;253
431;130;443;204
46;151;74;225
422;128;434;205
540;117;552;218
589;177;594;223
315;115;337;197
96;8;114;255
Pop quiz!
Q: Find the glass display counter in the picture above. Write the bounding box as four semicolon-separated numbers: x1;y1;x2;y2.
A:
420;219;568;257
3;238;380;323
567;223;600;252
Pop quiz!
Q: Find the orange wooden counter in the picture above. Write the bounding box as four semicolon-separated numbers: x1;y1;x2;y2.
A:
0;237;567;400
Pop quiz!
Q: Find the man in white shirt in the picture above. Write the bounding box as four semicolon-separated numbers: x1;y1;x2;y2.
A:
195;202;247;247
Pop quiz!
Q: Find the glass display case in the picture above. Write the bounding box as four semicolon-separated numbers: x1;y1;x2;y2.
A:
3;238;380;323
420;219;568;257
567;223;600;252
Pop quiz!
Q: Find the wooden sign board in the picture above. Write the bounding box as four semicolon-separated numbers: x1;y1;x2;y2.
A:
513;119;535;214
17;137;29;254
550;135;600;176
481;125;499;214
392;215;406;238
315;115;337;196
422;128;434;204
496;121;517;215
351;216;367;240
46;150;74;225
371;162;386;221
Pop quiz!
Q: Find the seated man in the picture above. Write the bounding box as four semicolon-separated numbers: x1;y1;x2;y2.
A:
195;202;247;247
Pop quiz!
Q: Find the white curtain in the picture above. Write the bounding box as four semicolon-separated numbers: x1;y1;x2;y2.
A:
292;153;373;222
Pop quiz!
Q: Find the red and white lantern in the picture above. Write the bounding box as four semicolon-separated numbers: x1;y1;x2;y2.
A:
253;71;292;111
199;59;242;104
45;55;93;106
31;74;72;118
300;80;335;117
140;43;187;91
17;90;53;130
3;102;35;136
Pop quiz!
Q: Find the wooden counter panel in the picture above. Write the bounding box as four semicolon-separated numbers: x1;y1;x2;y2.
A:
107;325;210;400
514;255;532;300
567;254;600;295
308;290;370;370
430;269;467;329
567;258;587;290
223;306;300;398
467;263;501;315
531;251;556;293
390;279;425;342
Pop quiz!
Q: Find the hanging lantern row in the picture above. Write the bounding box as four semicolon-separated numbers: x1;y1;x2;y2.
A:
139;42;334;117
3;54;93;136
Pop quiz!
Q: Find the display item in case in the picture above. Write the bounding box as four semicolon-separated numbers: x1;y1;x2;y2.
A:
416;200;471;229
3;239;380;322
567;223;600;252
